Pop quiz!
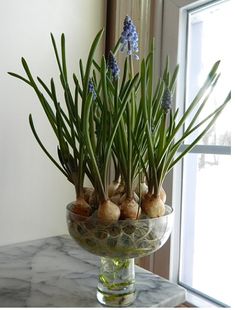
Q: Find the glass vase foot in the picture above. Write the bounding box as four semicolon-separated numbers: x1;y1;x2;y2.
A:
97;257;136;307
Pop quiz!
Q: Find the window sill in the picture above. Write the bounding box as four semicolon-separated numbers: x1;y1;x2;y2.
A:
184;289;229;308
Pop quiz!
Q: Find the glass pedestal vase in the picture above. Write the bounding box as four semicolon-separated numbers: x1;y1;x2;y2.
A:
66;203;174;307
97;257;135;307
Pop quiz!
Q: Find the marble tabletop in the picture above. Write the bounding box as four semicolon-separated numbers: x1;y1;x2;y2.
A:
0;235;185;307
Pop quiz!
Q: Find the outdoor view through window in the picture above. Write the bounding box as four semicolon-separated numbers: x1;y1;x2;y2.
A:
179;0;234;307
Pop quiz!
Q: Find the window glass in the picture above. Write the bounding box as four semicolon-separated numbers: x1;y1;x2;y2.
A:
184;0;233;146
179;0;234;306
180;153;235;306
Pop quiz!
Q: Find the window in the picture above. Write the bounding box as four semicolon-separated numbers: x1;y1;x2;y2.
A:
162;0;234;307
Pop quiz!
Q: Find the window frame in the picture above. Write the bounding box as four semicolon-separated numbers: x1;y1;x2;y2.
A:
161;0;231;307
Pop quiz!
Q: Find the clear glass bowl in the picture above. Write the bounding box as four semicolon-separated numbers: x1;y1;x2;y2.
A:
66;203;174;259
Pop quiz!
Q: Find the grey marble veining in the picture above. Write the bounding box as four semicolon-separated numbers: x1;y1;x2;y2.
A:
0;235;185;307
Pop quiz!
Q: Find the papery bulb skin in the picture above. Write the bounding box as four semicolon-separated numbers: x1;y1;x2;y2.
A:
98;200;120;221
142;195;165;218
133;192;139;203
120;192;139;204
110;193;121;205
120;198;141;220
135;182;148;198
108;180;120;198
72;197;92;217
89;190;99;209
119;193;126;204
160;187;166;204
83;187;94;203
115;182;125;195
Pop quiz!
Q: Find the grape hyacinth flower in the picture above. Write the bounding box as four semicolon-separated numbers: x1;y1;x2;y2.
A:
120;16;139;59
88;79;97;100
107;51;120;80
161;87;172;113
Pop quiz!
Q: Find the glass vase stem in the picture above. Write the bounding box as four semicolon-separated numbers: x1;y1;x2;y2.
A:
97;257;136;307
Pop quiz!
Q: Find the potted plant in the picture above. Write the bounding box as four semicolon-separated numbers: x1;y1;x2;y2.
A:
9;16;230;307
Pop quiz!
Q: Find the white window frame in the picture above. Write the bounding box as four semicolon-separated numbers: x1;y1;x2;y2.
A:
162;0;231;307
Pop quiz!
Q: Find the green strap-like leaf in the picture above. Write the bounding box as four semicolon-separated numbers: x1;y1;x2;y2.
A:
29;114;69;179
167;91;231;173
140;59;158;192
61;34;68;82
8;72;31;86
83;94;106;200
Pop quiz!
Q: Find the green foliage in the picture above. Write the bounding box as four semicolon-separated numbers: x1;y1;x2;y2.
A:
8;28;231;202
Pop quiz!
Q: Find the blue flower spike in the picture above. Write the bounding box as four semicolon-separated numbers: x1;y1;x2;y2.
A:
88;79;97;100
161;87;172;113
120;16;139;60
107;51;120;80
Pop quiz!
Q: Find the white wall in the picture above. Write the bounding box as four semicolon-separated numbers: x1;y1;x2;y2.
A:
0;0;105;246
